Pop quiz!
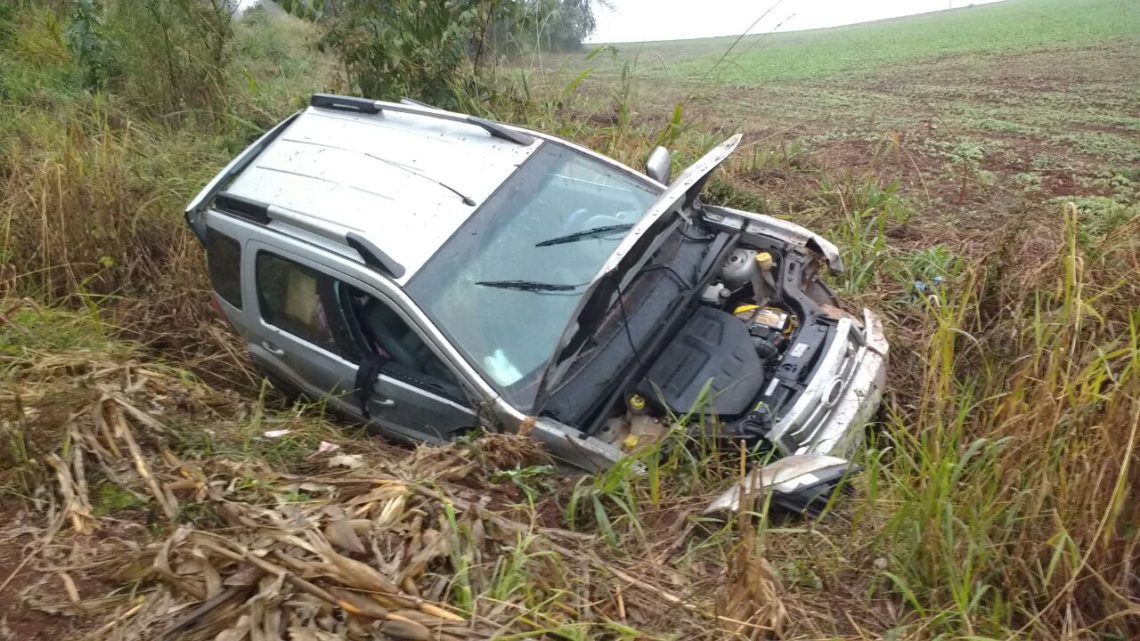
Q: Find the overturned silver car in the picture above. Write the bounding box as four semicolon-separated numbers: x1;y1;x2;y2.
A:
185;94;887;515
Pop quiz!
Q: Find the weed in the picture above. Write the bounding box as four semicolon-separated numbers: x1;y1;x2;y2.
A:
490;464;557;505
892;245;964;289
1056;131;1140;161
565;457;644;548
702;175;766;212
485;534;552;603
927;140;994;204
442;499;475;613
969;117;1038;136
812;175;910;294
0;304;115;356
1012;171;1043;189
739;140;807;173
1051;195;1139;254
93;481;142;516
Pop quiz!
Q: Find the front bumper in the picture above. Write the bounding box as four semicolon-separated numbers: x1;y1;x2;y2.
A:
765;309;889;459
707;309;887;515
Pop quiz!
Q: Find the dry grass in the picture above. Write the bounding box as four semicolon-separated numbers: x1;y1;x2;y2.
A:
0;336;789;640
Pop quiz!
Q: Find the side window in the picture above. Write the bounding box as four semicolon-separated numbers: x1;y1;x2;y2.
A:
341;286;465;400
256;252;352;359
206;228;242;308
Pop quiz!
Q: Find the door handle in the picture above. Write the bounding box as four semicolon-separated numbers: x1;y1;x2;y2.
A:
261;341;285;357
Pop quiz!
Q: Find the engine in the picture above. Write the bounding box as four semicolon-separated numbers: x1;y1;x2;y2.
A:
597;243;831;454
634;305;766;417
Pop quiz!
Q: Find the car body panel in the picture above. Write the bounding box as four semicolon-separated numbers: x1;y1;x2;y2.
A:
364;374;479;445
223;106;542;284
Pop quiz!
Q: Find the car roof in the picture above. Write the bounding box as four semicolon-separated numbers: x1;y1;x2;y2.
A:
224;103;542;284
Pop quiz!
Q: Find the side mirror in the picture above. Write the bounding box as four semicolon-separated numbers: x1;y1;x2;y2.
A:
645;146;672;184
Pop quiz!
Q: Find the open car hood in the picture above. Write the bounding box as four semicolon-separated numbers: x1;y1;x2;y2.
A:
531;134;743;414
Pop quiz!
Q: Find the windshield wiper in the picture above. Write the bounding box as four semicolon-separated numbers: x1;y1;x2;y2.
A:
535;224;633;247
475;280;584;292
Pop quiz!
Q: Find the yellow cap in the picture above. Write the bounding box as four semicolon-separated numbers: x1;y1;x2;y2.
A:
734;304;760;316
623;435;640;450
755;252;773;269
628;394;646;412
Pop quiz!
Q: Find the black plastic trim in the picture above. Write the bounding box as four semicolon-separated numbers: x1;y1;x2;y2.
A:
311;93;380;113
310;93;534;146
214;192;270;224
465;116;535;146
346;232;406;279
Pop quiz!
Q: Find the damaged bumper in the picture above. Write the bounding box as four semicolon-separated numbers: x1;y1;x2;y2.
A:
767;308;888;459
705;455;861;518
710;308;888;515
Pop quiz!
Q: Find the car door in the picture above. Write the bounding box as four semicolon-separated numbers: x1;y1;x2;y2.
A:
340;285;480;444
244;240;361;414
244;238;479;443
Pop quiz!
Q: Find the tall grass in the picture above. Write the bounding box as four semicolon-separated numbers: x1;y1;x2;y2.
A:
1;5;327;380
863;205;1140;637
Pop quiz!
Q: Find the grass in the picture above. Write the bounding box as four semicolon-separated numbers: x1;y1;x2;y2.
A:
1;1;1139;639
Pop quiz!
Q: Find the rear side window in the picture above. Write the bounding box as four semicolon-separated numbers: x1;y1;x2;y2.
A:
206;229;243;308
256;252;348;358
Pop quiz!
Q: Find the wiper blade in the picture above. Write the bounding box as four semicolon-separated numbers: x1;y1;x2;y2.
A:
475;280;584;292
535;224;633;247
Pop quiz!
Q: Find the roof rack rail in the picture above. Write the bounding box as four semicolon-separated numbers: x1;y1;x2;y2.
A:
346;232;406;279
213;190;406;280
215;192;270;224
398;96;436;109
311;93;381;114
310;93;534;146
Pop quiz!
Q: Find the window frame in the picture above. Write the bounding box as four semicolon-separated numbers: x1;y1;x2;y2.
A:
336;282;468;404
205;227;244;309
253;246;469;406
254;250;361;362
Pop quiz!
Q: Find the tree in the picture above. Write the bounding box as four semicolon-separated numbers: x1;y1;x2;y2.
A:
273;0;600;105
534;0;597;52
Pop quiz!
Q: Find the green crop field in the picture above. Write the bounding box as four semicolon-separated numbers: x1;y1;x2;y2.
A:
602;0;1139;84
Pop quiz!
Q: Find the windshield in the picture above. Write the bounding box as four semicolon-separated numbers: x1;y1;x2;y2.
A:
407;143;660;408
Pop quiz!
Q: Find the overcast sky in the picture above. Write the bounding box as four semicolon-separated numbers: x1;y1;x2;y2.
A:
588;0;1007;43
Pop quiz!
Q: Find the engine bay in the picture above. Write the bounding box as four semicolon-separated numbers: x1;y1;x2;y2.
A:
594;237;848;456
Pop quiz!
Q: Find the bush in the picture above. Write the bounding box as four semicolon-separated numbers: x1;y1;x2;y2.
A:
102;0;236;116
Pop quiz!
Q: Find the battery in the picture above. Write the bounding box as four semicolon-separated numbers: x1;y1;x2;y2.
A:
734;304;789;331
